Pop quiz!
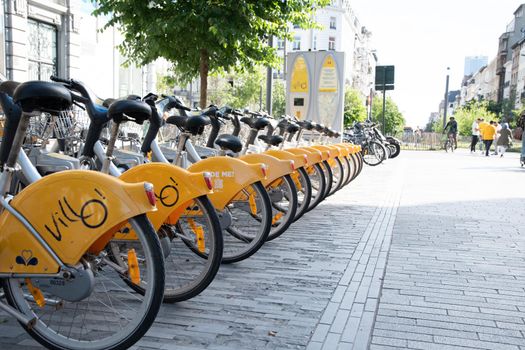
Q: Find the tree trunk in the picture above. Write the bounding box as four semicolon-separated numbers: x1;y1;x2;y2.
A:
199;49;209;109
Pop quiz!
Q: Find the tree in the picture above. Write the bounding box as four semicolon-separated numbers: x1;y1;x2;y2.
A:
344;88;367;127
452;100;496;136
371;96;405;135
272;80;286;117
93;0;329;108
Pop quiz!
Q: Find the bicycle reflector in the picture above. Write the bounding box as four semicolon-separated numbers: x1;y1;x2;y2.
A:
203;172;213;190
144;182;156;206
260;163;268;178
127;249;141;285
290;160;295;171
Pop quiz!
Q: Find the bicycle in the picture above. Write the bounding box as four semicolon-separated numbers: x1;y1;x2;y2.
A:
444;133;456;153
0;80;165;350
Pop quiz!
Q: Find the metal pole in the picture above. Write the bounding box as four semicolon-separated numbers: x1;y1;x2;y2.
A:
443;67;450;128
382;87;386;134
382;67;387;134
266;36;274;114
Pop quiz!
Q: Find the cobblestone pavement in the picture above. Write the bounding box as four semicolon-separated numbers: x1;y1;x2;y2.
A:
1;150;524;350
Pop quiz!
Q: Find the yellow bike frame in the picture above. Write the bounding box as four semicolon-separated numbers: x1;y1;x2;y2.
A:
119;163;213;230
0;171;155;275
188;157;266;210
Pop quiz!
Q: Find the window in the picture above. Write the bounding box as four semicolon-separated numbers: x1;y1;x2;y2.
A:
293;36;301;51
313;35;317;50
328;36;336;50
28;19;57;81
330;17;336;29
0;3;5;76
277;39;285;50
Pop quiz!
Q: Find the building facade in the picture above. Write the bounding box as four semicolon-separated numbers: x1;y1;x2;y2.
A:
464;56;488;76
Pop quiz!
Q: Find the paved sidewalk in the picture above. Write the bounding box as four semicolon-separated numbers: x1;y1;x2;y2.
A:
1;150;525;350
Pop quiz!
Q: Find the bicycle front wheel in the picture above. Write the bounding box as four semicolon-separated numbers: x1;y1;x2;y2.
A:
362;141;385;166
291;167;312;222
3;214;165;350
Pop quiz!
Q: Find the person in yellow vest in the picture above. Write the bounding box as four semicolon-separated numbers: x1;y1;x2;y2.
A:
480;121;497;157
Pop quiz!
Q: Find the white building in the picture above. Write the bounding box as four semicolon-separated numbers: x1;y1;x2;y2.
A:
276;0;376;99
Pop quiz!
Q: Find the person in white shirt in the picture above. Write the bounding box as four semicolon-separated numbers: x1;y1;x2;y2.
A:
470;118;481;153
492;121;502;155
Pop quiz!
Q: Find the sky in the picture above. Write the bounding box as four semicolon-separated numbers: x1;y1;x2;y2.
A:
349;0;524;128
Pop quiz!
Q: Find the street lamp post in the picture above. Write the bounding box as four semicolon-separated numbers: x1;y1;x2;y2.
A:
443;67;450;129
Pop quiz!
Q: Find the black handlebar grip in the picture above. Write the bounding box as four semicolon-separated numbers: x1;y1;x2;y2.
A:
81;122;105;158
0;94;22;168
141;104;163;154
50;75;71;84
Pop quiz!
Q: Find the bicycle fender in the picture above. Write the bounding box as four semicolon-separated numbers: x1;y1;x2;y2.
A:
310;145;338;158
0;171;156;274
332;144;350;157
286;147;323;165
188;157;266;210
119;163;212;230
239;153;294;187
302;146;329;161
264;149;307;168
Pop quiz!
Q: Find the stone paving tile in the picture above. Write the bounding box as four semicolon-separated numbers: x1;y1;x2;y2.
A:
370;150;525;350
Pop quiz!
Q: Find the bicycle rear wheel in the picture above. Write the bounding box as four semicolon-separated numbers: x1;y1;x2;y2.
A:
266;174;298;241
3;214;165;350
305;163;326;213
221;181;271;263
161;196;223;303
291;167;312;221
327;157;345;197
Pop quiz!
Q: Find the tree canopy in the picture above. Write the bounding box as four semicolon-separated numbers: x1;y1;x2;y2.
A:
343;88;367;127
371;95;405;135
93;0;329;107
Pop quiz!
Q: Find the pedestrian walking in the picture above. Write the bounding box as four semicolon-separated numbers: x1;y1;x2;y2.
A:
517;112;525;163
496;123;512;157
480;120;497;156
470;118;481;153
493;121;501;155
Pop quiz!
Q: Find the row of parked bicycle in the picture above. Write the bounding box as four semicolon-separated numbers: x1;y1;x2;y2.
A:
344;120;401;166
0;76;366;350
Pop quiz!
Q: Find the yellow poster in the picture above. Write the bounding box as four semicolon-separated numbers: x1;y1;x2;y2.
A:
291;56;309;93
319;56;338;93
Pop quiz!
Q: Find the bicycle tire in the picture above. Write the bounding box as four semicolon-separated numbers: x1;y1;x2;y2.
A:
163;196;223;302
3;214;165;350
362;141;385;166
320;160;333;199
305;163;327;213
221;181;271;263
327;157;345;197
388;142;401;158
266;174;298;241
292;167;312;222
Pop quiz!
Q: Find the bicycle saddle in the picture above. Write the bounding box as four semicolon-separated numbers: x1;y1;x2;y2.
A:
107;99;151;124
14;81;72;113
297;120;314;130
0;81;20;97
313;123;325;132
240;116;270;130
258;134;284;147
215;134;243;153
286;123;300;134
165;114;211;135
